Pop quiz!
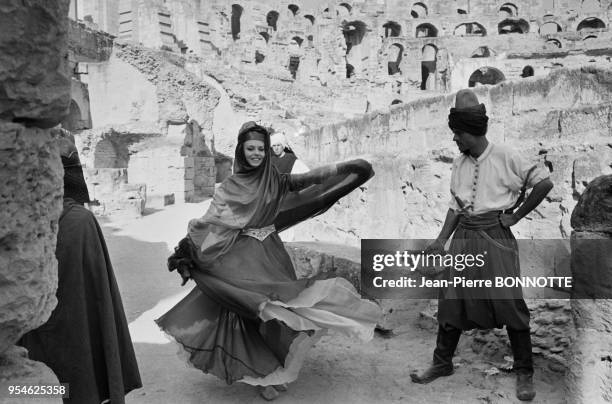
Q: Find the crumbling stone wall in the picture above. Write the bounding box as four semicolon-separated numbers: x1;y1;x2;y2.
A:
73;0;612;110
296;66;612;247
76;41;220;210
0;0;70;391
566;175;612;403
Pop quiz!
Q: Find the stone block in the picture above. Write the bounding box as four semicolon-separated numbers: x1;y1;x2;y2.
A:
164;193;175;206
0;123;63;354
0;0;71;127
571;175;612;232
0;346;61;403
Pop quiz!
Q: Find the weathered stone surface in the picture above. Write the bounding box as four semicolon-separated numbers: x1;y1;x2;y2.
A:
0;346;61;403
0;123;63;354
0;1;71;127
571;175;612;233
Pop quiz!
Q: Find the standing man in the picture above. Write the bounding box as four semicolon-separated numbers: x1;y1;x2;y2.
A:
271;132;309;174
20;131;142;404
410;89;553;402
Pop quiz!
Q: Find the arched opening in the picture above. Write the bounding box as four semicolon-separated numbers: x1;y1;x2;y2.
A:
468;67;505;87
231;4;243;40
338;3;352;18
454;22;487;36
267;10;279;31
471;46;492;58
288;56;300;79
60;100;84;132
94;138;129;168
342;20;367;54
391;99;403;105
288;4;299;16
304;14;315;25
411;2;428;18
520;65;534;78
546;38;562;48
421;44;437;90
540;21;562;35
255;50;265;64
259;32;270;43
583;34;598;42
346;63;355;78
292;36;304;47
416;23;438;37
498;18;530;34
577;17;605;31
498;2;518;17
383;21;402;37
307;35;314;46
388;43;403;75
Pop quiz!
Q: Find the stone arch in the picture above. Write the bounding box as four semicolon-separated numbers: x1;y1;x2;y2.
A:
292;36;304;47
255;50;265;63
388;43;403;75
577;17;605;31
259;31;270;43
60;100;85;132
231;4;242;40
546;38;562;48
383;21;402;37
422;43;437;60
583;34;598;41
94;138;129;168
540;21;562;35
520;65;534;78
416;23;438;37
498;18;530;34
267;10;279;31
471;46;493;57
391;99;403;105
498;2;518;17
338;3;352;18
342;20;367;54
468;66;505;87
411;2;428;18
454;22;487;36
421;44;437;90
304;14;315;25
288;4;299;16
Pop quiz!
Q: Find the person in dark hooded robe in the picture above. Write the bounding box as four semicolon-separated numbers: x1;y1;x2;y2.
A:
19;131;142;404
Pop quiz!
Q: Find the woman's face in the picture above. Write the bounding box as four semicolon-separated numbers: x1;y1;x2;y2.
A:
243;139;266;167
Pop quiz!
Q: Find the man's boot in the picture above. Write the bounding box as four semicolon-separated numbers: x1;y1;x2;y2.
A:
411;323;461;384
507;327;536;401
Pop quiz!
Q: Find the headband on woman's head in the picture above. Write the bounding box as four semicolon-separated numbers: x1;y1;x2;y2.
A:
243;130;266;142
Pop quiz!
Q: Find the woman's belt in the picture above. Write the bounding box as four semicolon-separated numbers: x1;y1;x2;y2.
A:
241;224;276;241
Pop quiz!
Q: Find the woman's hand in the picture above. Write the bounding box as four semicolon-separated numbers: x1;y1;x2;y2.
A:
177;265;191;286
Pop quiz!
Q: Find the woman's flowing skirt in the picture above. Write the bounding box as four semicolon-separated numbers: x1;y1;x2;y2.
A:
156;233;381;385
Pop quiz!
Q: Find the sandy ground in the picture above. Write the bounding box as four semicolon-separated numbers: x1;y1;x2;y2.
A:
100;202;566;404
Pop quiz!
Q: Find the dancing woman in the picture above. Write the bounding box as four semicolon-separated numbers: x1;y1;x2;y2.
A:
156;122;381;400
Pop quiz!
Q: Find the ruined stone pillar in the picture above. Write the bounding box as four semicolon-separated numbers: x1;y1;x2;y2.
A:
0;1;71;400
566;175;612;403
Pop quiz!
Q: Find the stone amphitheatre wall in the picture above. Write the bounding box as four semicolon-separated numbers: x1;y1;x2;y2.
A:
75;0;612;96
295;66;612;246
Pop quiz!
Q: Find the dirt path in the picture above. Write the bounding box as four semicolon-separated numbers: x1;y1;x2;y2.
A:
101;203;566;404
